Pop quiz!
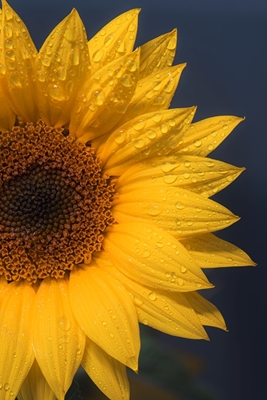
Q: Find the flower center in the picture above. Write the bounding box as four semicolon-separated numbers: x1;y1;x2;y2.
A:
0;121;115;284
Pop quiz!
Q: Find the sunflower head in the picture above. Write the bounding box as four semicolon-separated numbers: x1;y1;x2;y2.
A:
0;1;254;400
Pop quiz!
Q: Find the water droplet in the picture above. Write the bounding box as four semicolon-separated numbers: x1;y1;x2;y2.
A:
180;266;187;273
147;204;161;216
102;321;107;326
163;175;177;184
120;75;132;87
115;131;126;144
4;383;9;391
186;220;193;226
10;72;21;87
193;140;202;147
142;319;149;325
128;23;136;32
148;292;157;301
92;50;103;63
59;334;70;344
5;50;15;60
133;296;143;306
69;47;79;65
175;202;185;210
4;24;12;38
104;34;114;47
48;84;66;101
178;278;184;286
126;59;137;72
4;39;13;49
142;250;150;258
167;36;176;50
95;90;105;105
160;124;168;133
56;66;67;81
41;57;51;67
4;8;13;21
133;139;144;149
133;120;145;131
58;316;70;331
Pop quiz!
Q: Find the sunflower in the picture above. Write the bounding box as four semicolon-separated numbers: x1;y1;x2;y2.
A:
0;1;254;399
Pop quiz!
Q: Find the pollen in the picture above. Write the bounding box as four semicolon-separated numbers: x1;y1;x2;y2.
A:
0;120;116;284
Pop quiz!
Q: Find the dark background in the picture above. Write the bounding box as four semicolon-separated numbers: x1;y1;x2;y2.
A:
9;0;266;399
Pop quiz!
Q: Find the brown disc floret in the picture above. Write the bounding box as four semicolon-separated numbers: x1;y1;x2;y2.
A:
0;120;115;283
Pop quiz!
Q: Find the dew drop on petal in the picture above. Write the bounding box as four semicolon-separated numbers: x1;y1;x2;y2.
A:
148;292;157;301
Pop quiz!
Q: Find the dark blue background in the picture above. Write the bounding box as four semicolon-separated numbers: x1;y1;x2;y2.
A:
9;0;266;399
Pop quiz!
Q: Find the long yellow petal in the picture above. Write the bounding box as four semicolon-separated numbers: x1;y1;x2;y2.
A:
115;155;244;198
82;338;130;400
181;233;255;268
36;9;90;127
99;107;195;175
70;49;140;141
0;0;38;122
116;64;186;126
95;255;208;340
185;292;227;330
17;360;56;400
32;278;86;400
139;29;177;79
0;281;35;400
89;9;140;73
69;265;140;371
176;115;243;157
104;223;212;292
112;186;239;236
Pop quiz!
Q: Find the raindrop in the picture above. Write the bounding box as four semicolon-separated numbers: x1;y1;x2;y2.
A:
104;34;114;47
148;292;157;301
58;316;70;331
180;266;187;273
114;131;126;144
92;50;103;63
193;140;202;148
133;139;144;149
142;250;150;258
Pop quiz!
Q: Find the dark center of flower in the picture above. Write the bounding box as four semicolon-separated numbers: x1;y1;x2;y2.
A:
0;121;115;284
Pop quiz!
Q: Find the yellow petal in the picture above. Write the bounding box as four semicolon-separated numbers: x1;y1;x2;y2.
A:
0;281;35;400
17;360;56;400
139;29;177;79
96;256;208;340
181;233;255;268
69;265;140;370
115;155;244;198
185;292;227;330
32;278;86;400
70;49;140;141
35;8;90;127
176;115;243;157
112;186;239;236
116;64;186;126
0;0;38;122
89;9;140;73
82;338;130;400
0;85;15;130
104;223;212;292
99;107;195;175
